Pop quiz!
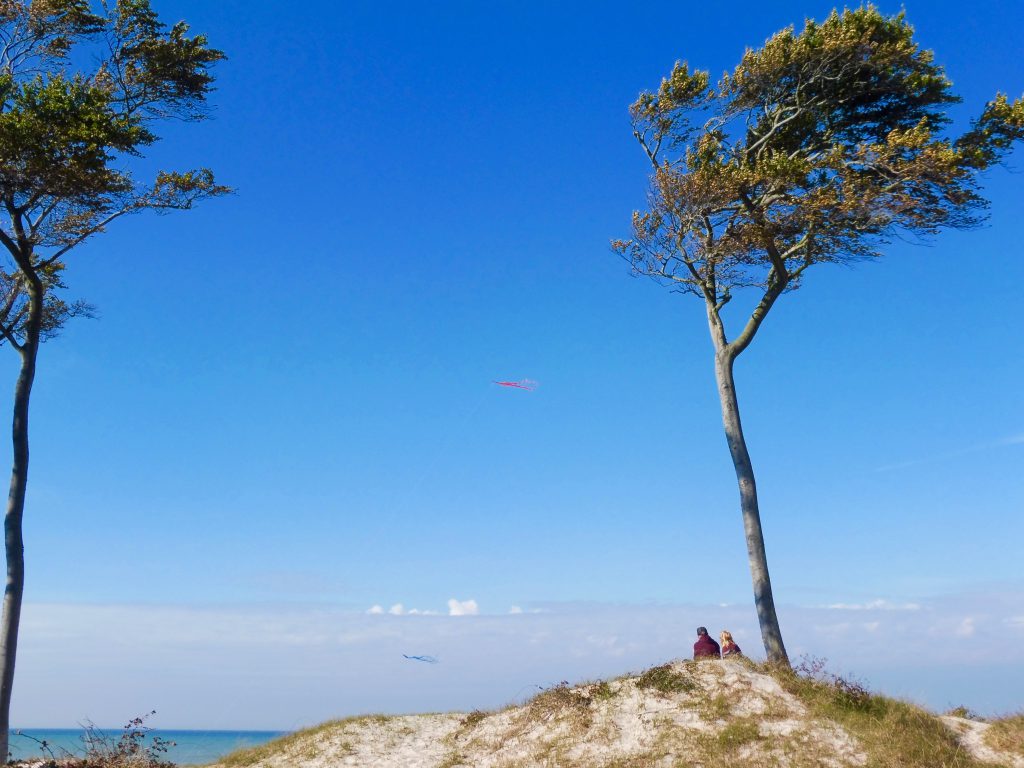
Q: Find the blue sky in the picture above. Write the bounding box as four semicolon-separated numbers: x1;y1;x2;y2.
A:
4;0;1023;728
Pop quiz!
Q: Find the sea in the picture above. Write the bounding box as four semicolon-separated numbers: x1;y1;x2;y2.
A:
7;729;288;766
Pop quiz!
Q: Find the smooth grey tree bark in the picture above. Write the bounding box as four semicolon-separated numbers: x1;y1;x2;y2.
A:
704;291;790;666
0;277;41;762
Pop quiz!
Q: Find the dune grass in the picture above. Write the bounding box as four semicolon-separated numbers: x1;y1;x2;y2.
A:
985;713;1024;759
762;660;998;768
216;717;369;767
212;661;1019;768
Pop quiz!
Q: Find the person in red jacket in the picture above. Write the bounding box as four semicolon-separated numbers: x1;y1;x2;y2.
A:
720;630;742;657
693;626;721;659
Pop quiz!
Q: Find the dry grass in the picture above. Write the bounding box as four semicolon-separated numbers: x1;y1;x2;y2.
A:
459;710;488;729
984;713;1024;759
525;681;593;723
217;717;364;767
764;662;992;768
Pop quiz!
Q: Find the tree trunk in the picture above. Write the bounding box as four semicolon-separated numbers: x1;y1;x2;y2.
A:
0;287;41;762
711;344;790;666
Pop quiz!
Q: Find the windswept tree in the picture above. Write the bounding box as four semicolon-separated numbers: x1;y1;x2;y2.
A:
0;1;228;754
614;6;1023;665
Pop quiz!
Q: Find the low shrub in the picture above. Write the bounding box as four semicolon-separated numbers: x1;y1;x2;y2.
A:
14;713;175;768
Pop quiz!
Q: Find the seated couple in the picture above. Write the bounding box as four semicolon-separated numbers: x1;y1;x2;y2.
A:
693;626;742;659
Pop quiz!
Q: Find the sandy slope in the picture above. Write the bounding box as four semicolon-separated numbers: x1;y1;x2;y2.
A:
213;660;1018;768
942;716;1024;768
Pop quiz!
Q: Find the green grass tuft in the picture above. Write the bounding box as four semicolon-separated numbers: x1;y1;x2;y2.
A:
589;680;616;701
715;719;761;750
635;664;696;695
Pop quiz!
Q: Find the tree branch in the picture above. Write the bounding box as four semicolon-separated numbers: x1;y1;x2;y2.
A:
634;130;663;171
726;273;786;358
0;322;24;352
35;207;135;269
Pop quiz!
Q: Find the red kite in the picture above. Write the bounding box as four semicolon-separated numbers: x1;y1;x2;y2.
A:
494;380;537;391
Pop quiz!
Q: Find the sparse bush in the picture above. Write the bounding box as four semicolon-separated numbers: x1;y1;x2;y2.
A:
14;713;176;768
635;664;696;695
790;655;875;713
459;710;487;728
76;713;175;768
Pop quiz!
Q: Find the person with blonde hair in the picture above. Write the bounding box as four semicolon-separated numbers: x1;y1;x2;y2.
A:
720;630;742;657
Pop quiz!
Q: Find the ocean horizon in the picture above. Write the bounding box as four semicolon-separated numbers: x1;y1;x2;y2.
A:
8;729;288;766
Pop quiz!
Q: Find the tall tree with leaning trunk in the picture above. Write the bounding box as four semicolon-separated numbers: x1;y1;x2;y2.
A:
614;6;1023;665
0;1;228;756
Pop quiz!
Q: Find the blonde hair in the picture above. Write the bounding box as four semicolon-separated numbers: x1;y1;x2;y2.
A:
720;630;734;645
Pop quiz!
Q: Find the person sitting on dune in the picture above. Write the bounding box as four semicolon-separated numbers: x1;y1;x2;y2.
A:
693;626;721;659
720;630;742;657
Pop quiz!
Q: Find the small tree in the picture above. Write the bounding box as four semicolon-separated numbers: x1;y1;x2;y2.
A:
0;1;227;757
614;6;1023;664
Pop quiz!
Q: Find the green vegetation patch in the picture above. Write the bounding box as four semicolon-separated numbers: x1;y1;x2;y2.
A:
635;664;696;695
698;692;733;723
985;713;1024;759
715;719;761;751
589;681;616;702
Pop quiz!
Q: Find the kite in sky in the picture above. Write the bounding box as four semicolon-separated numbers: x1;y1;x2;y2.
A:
403;654;439;664
493;379;537;391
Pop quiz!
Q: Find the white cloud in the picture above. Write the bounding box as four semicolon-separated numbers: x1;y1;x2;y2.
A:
955;617;976;637
448;598;479;616
365;602;458;617
12;589;1024;729
825;599;920;611
509;606;523;615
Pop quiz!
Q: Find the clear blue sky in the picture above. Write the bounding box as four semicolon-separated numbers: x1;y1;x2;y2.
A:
5;0;1023;728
